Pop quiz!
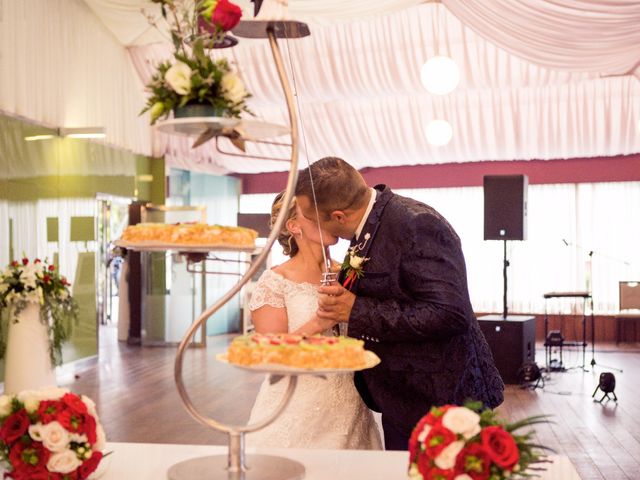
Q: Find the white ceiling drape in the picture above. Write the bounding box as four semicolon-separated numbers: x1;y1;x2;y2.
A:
128;3;640;174
0;0;152;157
442;0;640;78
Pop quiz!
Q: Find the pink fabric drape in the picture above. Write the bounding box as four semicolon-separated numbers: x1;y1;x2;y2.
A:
442;0;640;77
128;3;640;175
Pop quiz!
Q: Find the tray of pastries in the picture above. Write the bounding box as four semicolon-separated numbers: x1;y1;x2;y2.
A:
115;223;258;252
218;333;381;374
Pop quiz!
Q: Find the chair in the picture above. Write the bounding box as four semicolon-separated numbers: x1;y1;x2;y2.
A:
615;281;640;344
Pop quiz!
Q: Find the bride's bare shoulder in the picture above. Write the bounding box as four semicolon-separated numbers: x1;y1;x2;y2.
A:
271;261;294;279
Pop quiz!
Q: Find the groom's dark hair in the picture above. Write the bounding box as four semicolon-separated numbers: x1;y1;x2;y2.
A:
295;157;369;218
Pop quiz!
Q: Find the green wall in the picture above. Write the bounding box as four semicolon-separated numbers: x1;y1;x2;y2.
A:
0;113;164;372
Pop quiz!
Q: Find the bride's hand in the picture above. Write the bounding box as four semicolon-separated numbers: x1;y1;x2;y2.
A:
292;315;337;335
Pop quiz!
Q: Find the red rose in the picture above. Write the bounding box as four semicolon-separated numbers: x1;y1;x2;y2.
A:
424;424;456;458
57;410;80;433
34;258;41;264
37;400;65;424
409;415;432;461
21;258;29;265
48;264;56;271
455;443;492;480
62;393;88;416
212;0;242;31
0;410;30;443
480;426;519;470
84;414;97;444
43;275;51;283
423;405;454;427
11;260;19;267
77;451;103;480
424;466;454;480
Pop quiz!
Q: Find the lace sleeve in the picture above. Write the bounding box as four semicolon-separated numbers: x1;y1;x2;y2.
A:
249;270;286;311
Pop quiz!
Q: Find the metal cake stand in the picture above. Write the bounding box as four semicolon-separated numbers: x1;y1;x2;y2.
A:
168;21;315;480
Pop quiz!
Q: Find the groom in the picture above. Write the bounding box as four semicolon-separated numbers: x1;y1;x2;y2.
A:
295;157;504;450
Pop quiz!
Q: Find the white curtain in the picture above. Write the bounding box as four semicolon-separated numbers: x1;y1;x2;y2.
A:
0;0;152;156
128;3;640;175
442;0;640;77
0;198;98;285
240;182;640;314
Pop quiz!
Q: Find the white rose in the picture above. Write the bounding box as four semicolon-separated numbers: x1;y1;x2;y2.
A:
434;440;465;470
40;421;71;453
81;395;98;418
0;394;13;416
69;432;88;444
442;407;481;440
349;255;364;269
47;449;82;474
17;391;41;413
19;265;38;289
408;463;422;480
417;424;431;443
164;62;192;95
0;282;8;294
29;423;44;441
220;72;247;104
454;475;474;480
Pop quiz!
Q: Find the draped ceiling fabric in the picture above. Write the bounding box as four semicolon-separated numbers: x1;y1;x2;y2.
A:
441;0;640;78
3;0;638;174
0;0;152;158
124;1;640;174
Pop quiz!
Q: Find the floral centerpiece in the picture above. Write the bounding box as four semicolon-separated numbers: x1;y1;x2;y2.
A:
0;258;77;367
0;387;106;480
141;0;251;125
408;402;549;480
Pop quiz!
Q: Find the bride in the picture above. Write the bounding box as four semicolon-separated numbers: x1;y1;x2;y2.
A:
246;192;382;450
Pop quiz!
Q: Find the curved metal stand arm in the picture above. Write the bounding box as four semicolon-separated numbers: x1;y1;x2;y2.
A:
171;26;302;477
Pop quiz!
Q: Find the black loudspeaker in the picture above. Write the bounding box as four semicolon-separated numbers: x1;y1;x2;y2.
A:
483;175;528;240
477;315;536;384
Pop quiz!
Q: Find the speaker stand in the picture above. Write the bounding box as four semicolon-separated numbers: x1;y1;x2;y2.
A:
502;239;509;319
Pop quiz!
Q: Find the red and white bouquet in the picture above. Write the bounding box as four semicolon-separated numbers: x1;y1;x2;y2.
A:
0;387;106;480
409;402;548;480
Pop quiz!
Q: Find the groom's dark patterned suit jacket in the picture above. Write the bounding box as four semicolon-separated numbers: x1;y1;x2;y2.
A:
344;185;504;437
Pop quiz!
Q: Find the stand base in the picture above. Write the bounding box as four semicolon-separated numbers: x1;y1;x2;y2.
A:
167;454;305;480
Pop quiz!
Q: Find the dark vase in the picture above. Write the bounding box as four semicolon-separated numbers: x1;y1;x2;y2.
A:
173;104;226;118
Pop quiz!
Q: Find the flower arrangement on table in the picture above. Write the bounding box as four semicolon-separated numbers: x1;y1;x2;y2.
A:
408;402;550;480
141;0;251;125
0;387;106;480
0;258;77;367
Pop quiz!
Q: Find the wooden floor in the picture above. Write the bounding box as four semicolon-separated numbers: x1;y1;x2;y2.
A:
60;326;640;480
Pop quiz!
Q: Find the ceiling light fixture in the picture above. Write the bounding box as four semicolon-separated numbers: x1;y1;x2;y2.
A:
425;119;453;146
59;127;106;139
420;56;460;95
24;134;56;142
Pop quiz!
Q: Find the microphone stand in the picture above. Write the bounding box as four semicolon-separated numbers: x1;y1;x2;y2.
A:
562;240;623;373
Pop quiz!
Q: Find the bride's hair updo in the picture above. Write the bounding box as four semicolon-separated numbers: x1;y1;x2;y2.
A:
270;191;299;257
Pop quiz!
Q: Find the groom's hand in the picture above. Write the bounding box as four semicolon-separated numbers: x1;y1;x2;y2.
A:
317;285;356;323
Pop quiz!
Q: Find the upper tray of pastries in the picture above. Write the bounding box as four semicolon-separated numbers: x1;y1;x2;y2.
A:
115;223;258;252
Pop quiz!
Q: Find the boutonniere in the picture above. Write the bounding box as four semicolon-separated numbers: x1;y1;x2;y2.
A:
341;233;371;290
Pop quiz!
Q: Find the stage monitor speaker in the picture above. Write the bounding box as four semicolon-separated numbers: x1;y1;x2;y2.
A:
483;175;528;240
477;315;536;384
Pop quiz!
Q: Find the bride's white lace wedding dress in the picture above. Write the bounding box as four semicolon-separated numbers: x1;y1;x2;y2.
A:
246;270;382;449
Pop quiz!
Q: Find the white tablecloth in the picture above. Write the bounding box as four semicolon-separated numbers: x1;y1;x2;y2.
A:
98;442;581;480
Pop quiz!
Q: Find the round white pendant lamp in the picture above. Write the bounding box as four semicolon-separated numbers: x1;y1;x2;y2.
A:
420;56;460;95
425;119;453;146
